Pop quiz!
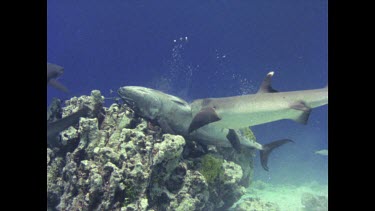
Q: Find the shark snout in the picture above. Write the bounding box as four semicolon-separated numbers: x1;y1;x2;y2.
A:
117;86;162;117
118;87;138;105
118;86;148;100
117;86;129;96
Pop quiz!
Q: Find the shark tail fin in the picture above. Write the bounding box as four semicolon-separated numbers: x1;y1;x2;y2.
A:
260;139;294;171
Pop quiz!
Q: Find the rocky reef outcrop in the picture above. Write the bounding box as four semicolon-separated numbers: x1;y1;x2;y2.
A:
47;91;257;210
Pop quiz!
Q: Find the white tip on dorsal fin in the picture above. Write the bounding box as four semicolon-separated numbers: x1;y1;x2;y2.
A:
257;71;278;94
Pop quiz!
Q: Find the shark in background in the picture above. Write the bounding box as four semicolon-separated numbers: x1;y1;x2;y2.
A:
47;62;69;93
47;62;87;146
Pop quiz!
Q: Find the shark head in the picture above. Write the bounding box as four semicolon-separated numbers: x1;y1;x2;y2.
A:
118;86;193;135
47;63;64;83
47;62;69;93
118;86;163;119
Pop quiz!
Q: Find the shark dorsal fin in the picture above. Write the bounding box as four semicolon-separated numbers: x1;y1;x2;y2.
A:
257;71;278;94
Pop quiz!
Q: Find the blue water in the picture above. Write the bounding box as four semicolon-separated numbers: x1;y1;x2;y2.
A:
48;0;327;185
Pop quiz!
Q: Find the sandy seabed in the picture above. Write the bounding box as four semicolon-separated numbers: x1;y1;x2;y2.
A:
234;180;328;211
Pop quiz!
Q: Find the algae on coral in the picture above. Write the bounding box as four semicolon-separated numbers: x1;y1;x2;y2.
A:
198;154;224;184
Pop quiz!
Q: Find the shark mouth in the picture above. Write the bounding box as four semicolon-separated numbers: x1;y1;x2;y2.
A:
120;96;140;113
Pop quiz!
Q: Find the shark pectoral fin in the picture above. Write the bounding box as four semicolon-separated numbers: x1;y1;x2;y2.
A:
257;71;278;94
49;79;69;93
188;107;221;133
158;119;176;135
226;129;242;153
259;139;294;171
290;101;311;125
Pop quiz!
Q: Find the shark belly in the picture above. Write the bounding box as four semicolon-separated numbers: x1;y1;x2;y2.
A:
208;95;298;128
191;88;328;129
191;125;263;150
212;109;298;129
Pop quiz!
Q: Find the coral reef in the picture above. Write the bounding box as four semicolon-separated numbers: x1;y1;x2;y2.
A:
47;98;62;122
47;91;258;210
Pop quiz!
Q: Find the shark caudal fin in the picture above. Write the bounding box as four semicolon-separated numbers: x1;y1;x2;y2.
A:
260;139;294;171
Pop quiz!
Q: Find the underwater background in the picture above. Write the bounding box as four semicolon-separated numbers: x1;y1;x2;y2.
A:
48;0;327;209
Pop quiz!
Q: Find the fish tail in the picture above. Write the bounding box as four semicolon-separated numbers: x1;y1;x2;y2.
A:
259;139;294;171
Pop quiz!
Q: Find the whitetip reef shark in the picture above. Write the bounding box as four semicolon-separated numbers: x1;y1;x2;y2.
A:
188;71;328;133
47;62;69;93
117;70;327;171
